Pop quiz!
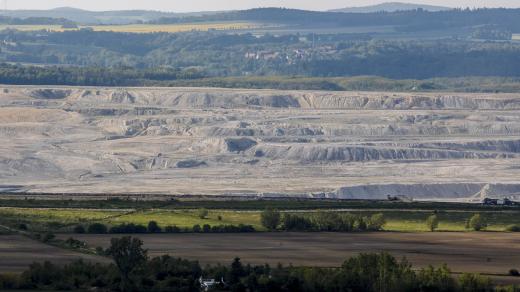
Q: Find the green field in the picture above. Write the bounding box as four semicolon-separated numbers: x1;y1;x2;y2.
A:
1;205;519;233
106;209;264;230
0;22;260;33
0;207;128;231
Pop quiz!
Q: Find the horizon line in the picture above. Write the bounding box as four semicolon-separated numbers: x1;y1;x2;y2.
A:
3;4;520;14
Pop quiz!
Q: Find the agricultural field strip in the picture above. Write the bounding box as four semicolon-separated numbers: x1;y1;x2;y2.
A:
64;232;520;276
1;207;519;232
0;207;135;212
0;207;134;225
0;234;110;273
0;22;262;33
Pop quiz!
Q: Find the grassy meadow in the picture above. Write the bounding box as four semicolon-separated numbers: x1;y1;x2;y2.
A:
1;205;519;233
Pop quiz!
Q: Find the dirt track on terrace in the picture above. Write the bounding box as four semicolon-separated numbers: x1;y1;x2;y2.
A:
67;232;520;276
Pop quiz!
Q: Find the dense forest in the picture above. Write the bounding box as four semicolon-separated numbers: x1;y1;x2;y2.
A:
1;29;520;81
3;64;520;92
154;8;520;31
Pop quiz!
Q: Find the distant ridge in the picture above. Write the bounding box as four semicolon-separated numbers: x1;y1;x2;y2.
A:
50;7;87;12
330;2;451;13
0;7;222;25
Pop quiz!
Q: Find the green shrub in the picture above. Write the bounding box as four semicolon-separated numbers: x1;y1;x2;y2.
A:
64;237;86;249
87;223;108;234
418;265;456;291
506;225;520;232
458;273;493;291
260;208;281;230
109;223;147;234
312;212;357;232
210;224;255;233
73;225;85;234
147;221;162;233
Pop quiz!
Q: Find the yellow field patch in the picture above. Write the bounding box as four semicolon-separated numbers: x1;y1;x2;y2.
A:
0;22;260;33
0;25;69;32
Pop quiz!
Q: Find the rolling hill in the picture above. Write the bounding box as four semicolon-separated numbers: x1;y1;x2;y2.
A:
330;2;451;13
0;7;223;25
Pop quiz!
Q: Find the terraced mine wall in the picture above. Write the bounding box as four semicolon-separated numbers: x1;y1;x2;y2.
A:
1;87;520;201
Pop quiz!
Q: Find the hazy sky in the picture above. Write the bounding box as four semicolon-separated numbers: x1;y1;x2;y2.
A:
4;0;520;12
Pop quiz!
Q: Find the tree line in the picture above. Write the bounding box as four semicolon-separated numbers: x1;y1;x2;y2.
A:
260;209;386;232
0;64;204;86
74;221;256;235
0;16;75;26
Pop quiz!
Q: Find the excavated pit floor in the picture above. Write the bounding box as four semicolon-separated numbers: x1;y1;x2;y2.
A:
1;86;520;201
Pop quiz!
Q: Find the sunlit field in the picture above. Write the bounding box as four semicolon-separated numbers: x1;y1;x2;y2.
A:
0;22;261;33
1;206;519;233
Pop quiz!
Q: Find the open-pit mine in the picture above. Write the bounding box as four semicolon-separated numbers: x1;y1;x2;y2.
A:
1;86;520;201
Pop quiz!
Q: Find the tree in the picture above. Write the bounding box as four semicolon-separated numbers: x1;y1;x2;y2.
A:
367;213;386;231
282;214;313;231
468;214;487;231
228;257;246;285
147;221;161;233
197;208;209;219
260;208;281;230
193;224;201;232
106;236;148;291
426;214;439;232
340;252;416;292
